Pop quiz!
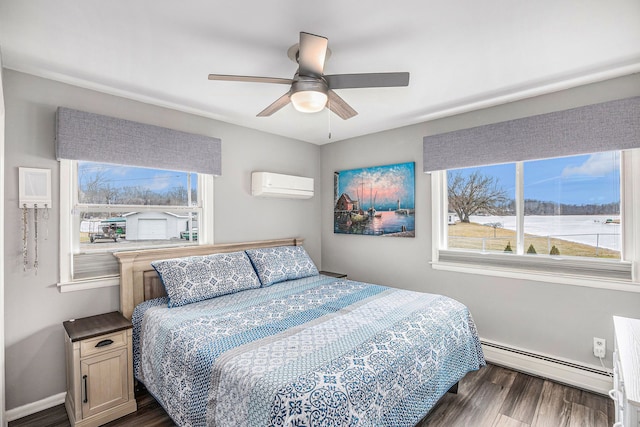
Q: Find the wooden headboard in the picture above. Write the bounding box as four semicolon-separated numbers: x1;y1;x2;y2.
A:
114;238;304;319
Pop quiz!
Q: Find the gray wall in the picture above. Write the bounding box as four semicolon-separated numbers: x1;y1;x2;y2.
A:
5;66;640;411
321;73;640;367
3;69;321;410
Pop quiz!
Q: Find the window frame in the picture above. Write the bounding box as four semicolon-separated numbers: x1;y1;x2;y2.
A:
430;149;640;292
58;159;215;292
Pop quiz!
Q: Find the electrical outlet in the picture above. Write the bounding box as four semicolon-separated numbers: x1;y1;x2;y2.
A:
593;337;606;358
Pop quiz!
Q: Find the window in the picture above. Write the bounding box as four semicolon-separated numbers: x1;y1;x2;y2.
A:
59;160;214;291
447;163;516;253
77;161;200;247
432;149;640;288
522;153;620;259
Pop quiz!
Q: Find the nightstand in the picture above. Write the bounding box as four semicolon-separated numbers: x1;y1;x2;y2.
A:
319;270;347;279
63;312;137;427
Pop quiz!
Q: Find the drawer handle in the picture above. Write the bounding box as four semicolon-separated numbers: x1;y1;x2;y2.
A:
82;375;88;403
95;339;114;348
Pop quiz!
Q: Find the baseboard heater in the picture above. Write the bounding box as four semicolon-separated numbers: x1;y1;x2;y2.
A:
480;339;613;395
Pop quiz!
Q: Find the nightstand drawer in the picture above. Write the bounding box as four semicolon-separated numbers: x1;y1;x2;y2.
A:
80;330;127;358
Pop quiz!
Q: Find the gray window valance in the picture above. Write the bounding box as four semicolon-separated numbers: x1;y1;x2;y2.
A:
423;96;640;172
56;107;222;175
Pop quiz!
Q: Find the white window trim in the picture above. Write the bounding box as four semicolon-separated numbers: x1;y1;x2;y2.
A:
430;150;640;293
58;159;214;292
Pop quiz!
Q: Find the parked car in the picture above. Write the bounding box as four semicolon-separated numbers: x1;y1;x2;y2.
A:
90;219;126;243
180;229;198;241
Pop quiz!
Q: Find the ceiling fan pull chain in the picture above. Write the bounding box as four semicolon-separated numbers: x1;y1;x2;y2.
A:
34;204;39;274
328;97;332;139
22;203;28;271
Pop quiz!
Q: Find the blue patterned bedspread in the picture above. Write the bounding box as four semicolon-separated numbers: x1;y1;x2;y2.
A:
132;275;485;427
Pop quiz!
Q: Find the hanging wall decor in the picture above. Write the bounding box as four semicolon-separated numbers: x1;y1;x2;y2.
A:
19;167;51;273
19;167;51;208
333;162;415;237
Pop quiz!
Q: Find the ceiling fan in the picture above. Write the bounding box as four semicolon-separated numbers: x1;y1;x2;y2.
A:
208;32;410;120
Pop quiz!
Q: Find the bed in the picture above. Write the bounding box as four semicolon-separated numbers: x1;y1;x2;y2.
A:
115;238;485;427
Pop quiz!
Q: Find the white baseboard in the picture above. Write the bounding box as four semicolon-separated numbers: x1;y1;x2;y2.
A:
5;392;65;422
481;339;613;395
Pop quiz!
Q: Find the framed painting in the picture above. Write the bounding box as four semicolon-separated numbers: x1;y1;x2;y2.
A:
334;162;415;237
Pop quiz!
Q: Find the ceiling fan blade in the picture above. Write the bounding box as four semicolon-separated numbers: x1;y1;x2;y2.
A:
327;90;358;120
208;74;293;85
257;92;291;117
325;72;410;89
297;32;328;77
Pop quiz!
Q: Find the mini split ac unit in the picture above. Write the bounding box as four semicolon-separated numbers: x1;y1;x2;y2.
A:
251;172;314;199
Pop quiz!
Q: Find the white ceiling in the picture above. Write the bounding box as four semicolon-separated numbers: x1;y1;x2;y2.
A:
1;1;639;144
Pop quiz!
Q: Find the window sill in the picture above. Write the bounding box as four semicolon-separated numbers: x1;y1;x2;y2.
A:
431;260;640;293
57;276;120;293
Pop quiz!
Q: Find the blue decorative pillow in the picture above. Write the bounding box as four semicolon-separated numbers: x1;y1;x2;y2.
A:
245;246;318;287
151;251;261;307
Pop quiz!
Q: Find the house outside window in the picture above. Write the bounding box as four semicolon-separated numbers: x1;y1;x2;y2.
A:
59;160;214;291
77;161;200;248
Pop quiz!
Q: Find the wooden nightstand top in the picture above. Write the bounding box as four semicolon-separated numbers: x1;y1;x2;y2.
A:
319;271;347;279
63;311;132;342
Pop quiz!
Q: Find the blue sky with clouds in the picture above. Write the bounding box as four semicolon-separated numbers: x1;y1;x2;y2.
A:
83;152;620;208
78;161;195;192
449;151;620;205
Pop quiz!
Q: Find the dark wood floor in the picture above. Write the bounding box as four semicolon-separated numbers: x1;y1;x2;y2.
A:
420;364;614;427
10;364;613;427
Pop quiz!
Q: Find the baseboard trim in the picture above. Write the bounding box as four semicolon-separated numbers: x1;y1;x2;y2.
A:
5;392;65;422
481;339;613;395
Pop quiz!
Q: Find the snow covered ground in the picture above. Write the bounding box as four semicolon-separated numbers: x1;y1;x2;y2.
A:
469;215;621;251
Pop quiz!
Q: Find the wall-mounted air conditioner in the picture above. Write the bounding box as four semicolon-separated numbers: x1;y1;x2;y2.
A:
251;172;314;199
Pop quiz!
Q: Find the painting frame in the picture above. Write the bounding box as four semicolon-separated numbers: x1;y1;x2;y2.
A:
334;162;415;237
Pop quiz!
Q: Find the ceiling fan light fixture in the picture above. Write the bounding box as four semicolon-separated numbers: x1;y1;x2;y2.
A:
208;32;409;120
290;90;328;113
290;78;329;113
